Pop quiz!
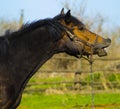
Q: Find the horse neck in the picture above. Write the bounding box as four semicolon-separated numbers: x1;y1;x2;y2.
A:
7;26;56;88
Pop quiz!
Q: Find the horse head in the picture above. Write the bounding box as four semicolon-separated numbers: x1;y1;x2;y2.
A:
54;9;111;58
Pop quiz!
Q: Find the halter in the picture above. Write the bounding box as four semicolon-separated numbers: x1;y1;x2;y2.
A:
48;19;99;59
66;30;98;52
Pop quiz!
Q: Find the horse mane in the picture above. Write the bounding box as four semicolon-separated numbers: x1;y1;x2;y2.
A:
6;18;52;38
0;37;9;58
3;18;67;40
0;18;69;57
19;19;50;35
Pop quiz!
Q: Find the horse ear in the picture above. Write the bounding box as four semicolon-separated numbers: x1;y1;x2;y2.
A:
60;8;64;15
65;10;71;24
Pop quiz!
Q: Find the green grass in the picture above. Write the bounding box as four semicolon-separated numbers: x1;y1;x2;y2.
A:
18;73;120;109
18;93;120;109
26;76;74;91
29;76;72;83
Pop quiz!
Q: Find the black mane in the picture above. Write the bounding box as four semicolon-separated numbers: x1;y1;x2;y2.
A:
3;18;68;41
0;18;70;57
6;18;53;38
19;18;51;35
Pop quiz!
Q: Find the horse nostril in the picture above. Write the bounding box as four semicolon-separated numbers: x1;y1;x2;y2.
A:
105;38;111;46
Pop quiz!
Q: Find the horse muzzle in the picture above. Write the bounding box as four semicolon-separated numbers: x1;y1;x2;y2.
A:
94;38;111;57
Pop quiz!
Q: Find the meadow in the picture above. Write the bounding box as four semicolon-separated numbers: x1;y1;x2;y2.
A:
17;72;120;109
16;53;120;109
18;93;120;109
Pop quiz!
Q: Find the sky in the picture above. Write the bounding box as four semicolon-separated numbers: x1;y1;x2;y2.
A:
0;0;120;29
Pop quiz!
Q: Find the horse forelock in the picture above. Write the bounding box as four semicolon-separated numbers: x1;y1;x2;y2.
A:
56;14;84;27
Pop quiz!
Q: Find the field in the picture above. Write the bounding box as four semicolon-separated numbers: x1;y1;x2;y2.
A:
17;73;120;109
17;55;120;109
18;93;120;109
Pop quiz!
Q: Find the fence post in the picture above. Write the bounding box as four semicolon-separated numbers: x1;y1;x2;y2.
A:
74;59;82;90
74;71;82;90
101;72;109;90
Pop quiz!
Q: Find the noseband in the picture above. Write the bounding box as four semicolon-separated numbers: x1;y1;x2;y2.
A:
66;30;98;49
65;28;99;59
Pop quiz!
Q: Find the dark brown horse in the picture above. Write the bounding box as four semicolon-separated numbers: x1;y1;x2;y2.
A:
0;9;111;109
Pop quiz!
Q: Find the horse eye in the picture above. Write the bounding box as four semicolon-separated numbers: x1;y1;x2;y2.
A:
79;26;84;31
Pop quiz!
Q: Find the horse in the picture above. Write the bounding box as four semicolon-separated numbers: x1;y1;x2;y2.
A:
0;9;111;109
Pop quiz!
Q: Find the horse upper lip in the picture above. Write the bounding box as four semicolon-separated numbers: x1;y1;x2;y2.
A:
94;44;108;49
104;38;111;47
94;38;111;49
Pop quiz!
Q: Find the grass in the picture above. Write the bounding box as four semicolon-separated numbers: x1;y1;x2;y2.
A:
17;72;120;109
17;93;120;109
25;76;74;91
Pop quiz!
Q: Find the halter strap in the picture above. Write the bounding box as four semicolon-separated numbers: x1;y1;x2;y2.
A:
66;30;99;49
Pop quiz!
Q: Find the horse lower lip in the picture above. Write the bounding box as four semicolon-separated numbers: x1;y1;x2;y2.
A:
97;49;107;57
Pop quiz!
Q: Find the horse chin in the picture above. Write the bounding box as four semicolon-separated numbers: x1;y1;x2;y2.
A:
94;39;111;57
97;48;107;57
82;48;107;57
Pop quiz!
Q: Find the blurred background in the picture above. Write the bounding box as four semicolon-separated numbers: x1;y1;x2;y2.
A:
1;0;120;109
